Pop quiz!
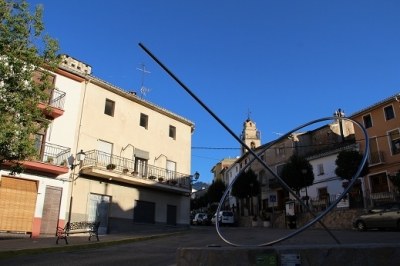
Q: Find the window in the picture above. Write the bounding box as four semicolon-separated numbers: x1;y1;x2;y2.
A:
363;114;372;128
318;187;329;200
276;164;285;177
275;145;286;157
104;99;115;117
368;137;383;164
140;113;148;129
169;125;176;139
97;140;113;165
369;172;389;193
388;129;400;155
384;105;395;121
135;157;148;177
166;160;176;179
317;164;324;175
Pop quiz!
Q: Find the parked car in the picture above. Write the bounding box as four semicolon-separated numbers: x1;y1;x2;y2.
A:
353;202;400;231
192;213;208;225
211;211;235;226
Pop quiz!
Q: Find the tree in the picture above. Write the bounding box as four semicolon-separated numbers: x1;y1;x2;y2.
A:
231;168;261;216
231;168;261;199
335;150;369;180
207;179;226;204
0;0;59;173
281;154;314;195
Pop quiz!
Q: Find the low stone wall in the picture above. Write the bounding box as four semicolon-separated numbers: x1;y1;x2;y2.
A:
177;244;400;266
264;208;364;230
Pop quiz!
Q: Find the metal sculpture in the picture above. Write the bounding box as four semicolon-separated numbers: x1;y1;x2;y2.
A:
139;43;369;247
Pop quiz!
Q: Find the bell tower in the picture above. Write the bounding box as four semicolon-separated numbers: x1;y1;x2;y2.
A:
240;115;261;155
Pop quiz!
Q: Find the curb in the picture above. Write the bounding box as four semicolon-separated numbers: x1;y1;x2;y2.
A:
0;231;184;260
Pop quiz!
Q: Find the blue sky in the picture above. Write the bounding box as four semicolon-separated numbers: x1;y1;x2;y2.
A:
28;0;400;184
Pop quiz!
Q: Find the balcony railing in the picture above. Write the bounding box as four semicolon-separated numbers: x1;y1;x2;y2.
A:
49;88;66;110
81;150;191;189
36;142;71;166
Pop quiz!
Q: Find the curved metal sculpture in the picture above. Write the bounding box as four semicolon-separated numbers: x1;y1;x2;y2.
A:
139;43;369;247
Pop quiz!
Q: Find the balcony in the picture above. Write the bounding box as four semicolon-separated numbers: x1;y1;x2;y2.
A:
368;151;385;165
22;142;71;176
38;88;66;119
79;150;192;194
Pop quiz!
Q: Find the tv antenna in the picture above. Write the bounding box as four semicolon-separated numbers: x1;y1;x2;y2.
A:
136;63;151;98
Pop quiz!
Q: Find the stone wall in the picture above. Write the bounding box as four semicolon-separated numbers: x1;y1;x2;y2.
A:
241;208;365;229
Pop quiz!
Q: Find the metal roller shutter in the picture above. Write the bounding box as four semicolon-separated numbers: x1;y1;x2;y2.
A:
0;177;38;233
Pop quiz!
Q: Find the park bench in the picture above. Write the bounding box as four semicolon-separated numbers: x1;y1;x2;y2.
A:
56;221;100;244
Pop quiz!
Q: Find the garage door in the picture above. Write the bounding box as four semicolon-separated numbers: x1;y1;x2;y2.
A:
0;177;38;233
133;200;155;224
40;186;62;235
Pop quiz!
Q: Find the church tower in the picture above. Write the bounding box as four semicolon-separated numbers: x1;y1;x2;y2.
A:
240;116;261;155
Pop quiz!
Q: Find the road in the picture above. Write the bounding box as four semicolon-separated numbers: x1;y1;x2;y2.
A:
1;226;400;266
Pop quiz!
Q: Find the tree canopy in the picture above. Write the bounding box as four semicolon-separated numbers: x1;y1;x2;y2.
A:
0;0;59;173
207;179;226;204
281;154;314;194
231;168;261;199
335;150;369;180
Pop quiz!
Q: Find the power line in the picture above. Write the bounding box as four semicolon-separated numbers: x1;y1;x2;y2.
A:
191;132;397;151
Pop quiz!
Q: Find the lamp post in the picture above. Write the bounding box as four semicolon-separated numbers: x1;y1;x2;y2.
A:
190;171;200;190
68;150;86;223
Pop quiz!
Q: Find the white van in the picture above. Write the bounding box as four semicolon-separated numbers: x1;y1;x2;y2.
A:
213;211;234;226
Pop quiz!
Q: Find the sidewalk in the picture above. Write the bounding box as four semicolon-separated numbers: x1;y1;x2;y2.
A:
0;224;189;257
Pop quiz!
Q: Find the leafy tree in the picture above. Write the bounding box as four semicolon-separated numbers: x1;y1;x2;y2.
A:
207;179;226;204
190;193;208;211
0;0;59;173
281;154;314;195
231;168;261;199
335;150;369;180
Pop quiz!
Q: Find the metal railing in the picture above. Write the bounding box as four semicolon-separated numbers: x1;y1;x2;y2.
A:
81;150;191;189
36;142;71;166
49;88;66;110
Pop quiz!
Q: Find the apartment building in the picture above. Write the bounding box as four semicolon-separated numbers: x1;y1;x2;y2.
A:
0;55;195;237
350;93;400;205
61;56;195;233
0;63;85;237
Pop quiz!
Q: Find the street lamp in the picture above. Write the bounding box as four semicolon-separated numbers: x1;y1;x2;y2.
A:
70;150;86;170
186;171;200;197
192;171;200;182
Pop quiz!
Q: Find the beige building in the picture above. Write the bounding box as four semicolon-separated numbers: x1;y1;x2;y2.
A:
59;56;196;233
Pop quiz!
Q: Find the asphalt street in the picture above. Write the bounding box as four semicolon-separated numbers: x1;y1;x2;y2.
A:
1;226;400;265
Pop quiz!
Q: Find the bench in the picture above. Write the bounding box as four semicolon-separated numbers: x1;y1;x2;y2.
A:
56;221;101;244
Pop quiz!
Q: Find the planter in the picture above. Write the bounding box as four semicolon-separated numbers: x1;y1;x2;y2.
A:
106;164;116;170
149;176;156;180
131;171;139;176
158;177;164;182
122;168;129;174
